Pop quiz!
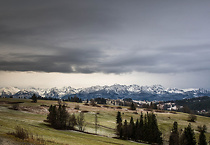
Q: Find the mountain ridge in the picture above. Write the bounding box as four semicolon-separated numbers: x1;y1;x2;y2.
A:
1;84;210;101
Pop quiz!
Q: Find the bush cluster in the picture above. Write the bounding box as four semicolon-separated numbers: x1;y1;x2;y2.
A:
47;104;85;131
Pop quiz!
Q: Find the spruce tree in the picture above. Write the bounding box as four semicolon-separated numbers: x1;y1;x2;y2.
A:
57;105;62;128
169;121;179;145
47;105;53;123
60;105;68;129
146;113;162;145
120;127;123;139
50;105;58;128
129;117;135;140
116;111;122;137
135;119;139;140
116;111;122;124
180;123;196;145
198;125;207;145
143;113;148;141
31;94;37;103
138;112;144;141
151;113;163;144
123;120;128;140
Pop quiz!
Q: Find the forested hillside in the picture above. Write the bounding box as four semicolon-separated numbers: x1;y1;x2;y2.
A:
174;96;210;116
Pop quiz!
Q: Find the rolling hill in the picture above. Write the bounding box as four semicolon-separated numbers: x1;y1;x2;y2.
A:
0;98;209;145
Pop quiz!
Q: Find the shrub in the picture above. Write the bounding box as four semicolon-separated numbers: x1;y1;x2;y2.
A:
10;126;46;144
188;113;197;122
13;126;29;140
90;99;97;106
12;103;20;110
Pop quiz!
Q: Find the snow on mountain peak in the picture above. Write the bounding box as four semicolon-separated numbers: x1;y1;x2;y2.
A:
0;87;20;95
1;85;210;101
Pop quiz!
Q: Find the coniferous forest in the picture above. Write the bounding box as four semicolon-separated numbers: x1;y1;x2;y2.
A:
116;111;163;144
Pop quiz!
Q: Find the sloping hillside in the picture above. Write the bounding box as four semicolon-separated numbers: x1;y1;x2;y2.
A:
0;98;209;144
175;96;210;113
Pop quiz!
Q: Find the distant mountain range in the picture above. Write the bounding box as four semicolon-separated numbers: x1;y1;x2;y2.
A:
1;84;210;101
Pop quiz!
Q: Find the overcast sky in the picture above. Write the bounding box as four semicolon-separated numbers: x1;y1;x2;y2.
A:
1;0;210;89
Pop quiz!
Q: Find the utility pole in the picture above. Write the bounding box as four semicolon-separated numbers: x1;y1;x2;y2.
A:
95;113;98;134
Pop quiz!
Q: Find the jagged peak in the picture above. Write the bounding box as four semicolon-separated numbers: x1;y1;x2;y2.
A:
1;84;210;101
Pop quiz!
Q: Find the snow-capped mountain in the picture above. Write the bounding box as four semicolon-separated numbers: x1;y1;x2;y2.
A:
0;87;20;97
0;84;210;101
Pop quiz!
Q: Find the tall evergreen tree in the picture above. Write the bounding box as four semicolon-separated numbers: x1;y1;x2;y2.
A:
57;105;62;128
116;111;122;124
148;113;163;145
135;119;139;140
48;105;58;128
198;125;207;145
129;117;135;140
47;105;53;123
169;121;179;145
123;120;128;140
116;111;122;137
138;112;144;140
119;126;123;139
143;113;148;141
180;123;196;145
60;105;68;129
31;94;37;103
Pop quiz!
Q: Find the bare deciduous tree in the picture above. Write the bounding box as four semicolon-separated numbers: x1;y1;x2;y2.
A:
77;112;86;131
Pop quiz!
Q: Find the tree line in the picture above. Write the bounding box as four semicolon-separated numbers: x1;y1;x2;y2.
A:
116;111;208;145
67;96;82;103
169;121;207;145
116;111;163;144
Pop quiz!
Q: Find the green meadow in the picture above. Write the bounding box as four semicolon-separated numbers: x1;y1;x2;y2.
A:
0;98;209;144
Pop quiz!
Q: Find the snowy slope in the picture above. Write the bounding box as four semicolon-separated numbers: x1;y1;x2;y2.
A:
0;87;20;97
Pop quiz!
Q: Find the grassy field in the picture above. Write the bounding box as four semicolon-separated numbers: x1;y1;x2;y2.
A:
0;98;209;145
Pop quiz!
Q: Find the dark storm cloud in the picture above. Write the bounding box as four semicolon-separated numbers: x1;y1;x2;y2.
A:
0;47;105;73
1;0;210;74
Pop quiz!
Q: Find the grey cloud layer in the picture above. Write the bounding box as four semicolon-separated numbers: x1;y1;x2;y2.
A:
1;0;210;74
